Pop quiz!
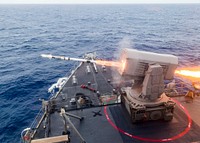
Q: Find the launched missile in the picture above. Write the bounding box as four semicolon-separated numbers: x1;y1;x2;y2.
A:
41;54;53;59
41;54;121;74
41;54;95;63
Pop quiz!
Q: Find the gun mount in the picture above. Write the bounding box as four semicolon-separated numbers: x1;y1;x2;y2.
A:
119;48;178;122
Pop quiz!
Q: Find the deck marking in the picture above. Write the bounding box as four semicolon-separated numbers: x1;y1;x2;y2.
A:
104;99;192;142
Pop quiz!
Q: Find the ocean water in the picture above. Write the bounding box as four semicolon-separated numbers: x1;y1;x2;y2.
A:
0;4;200;143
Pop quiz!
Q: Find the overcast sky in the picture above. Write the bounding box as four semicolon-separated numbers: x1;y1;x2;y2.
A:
0;0;200;4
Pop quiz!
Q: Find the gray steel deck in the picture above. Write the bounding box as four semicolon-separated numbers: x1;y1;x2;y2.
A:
32;62;200;143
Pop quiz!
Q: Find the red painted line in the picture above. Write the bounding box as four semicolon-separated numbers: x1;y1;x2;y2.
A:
104;99;192;142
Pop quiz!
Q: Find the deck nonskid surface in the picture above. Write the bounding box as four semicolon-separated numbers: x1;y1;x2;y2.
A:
33;62;200;143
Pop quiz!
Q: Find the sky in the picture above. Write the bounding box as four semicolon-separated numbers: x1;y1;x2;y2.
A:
0;0;200;4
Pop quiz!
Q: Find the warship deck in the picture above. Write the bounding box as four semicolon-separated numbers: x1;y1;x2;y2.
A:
30;62;200;143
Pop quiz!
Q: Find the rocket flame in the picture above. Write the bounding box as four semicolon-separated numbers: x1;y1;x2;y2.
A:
175;67;200;84
175;70;200;78
121;60;126;73
95;60;121;68
95;59;126;73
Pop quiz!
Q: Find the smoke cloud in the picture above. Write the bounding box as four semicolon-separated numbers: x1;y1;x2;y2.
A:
111;37;134;84
114;36;133;59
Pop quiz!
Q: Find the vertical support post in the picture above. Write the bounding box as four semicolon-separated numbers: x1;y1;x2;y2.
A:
60;108;86;143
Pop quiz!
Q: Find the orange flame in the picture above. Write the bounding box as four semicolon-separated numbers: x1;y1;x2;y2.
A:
95;60;121;68
175;70;200;78
95;60;126;73
121;60;126;72
175;67;200;90
175;68;200;90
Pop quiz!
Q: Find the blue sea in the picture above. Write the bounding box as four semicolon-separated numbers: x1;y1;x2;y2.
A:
0;4;200;143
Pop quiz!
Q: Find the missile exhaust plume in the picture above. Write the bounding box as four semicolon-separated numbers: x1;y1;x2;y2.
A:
175;67;200;87
175;69;200;78
95;60;121;68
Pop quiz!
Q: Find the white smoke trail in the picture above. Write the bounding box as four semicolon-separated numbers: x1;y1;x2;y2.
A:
114;36;133;59
112;37;134;83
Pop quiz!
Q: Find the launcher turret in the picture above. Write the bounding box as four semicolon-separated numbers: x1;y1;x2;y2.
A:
119;48;178;122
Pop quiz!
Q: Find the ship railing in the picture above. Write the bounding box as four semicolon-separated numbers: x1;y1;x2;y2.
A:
30;108;43;130
21;108;44;143
22;61;81;142
52;61;81;99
